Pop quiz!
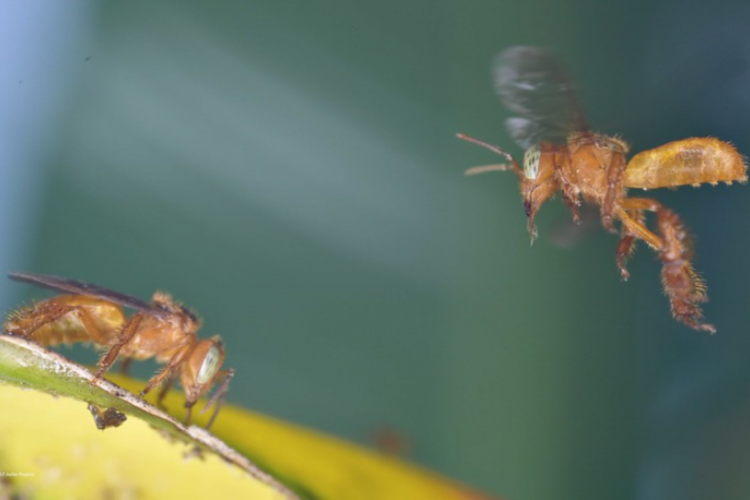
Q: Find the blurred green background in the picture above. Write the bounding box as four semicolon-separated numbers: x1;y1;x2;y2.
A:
3;1;750;499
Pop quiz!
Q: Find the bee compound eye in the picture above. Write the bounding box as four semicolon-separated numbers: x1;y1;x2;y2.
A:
196;345;221;384
523;145;541;180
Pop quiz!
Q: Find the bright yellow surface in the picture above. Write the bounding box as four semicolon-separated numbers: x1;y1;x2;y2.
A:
0;358;494;500
0;382;287;500
213;405;490;500
129;373;493;500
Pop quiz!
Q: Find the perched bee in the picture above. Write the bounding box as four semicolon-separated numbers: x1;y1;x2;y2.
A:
88;403;127;430
458;46;747;333
4;272;234;427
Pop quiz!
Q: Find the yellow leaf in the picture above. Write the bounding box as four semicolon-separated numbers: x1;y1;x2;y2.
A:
0;335;498;499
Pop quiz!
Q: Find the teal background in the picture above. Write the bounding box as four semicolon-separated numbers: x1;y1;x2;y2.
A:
4;1;750;499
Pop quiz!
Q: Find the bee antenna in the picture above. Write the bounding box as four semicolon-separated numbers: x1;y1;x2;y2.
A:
456;133;522;177
200;368;235;429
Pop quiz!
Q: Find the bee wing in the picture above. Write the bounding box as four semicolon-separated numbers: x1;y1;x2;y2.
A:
548;205;601;249
504;117;547;151
494;46;588;149
8;272;157;313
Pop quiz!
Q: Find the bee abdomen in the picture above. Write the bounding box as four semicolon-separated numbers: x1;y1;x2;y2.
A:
624;138;747;189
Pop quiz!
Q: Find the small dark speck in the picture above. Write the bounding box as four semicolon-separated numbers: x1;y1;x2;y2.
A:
85;56;92;62
18;80;21;83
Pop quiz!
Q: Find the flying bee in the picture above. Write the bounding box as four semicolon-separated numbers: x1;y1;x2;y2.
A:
4;272;235;428
458;46;747;333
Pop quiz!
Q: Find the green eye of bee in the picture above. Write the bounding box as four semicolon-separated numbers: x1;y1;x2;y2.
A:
197;346;221;384
523;145;541;180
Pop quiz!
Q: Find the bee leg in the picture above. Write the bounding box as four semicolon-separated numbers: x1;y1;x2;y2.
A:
4;302;64;338
616;234;636;281
5;301;102;341
184;402;194;426
561;189;581;223
656;206;715;333
94;313;144;382
619;199;715;333
523;176;558;245
552;150;580;223
615;209;644;281
524;199;539;244
602;155;627;233
555;167;581;224
615;202;662;250
156;376;175;408
138;346;189;401
119;357;132;376
200;368;235;430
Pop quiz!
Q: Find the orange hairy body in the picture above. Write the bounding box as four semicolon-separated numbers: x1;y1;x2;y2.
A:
624;137;747;189
458;46;748;333
4;273;235;428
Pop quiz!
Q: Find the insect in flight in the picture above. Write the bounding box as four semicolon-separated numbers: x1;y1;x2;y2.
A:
457;46;747;333
4;272;235;428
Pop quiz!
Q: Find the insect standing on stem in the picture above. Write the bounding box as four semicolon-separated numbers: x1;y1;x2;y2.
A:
458;46;747;333
4;272;235;428
88;403;128;430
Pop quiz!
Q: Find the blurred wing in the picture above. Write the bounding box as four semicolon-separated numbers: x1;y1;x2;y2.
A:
494;46;588;149
9;272;156;313
548;205;600;249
